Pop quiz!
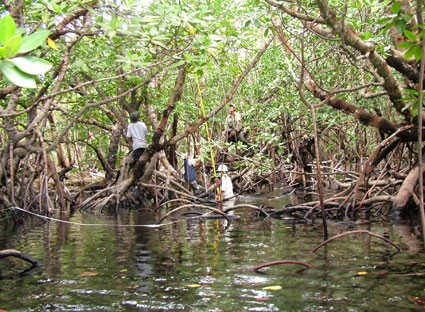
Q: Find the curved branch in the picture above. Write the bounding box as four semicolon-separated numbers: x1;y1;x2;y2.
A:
265;0;326;24
311;230;401;253
314;0;414;122
252;260;314;273
0;249;40;267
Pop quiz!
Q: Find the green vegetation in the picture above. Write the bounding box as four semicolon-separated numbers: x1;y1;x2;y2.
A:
0;0;424;232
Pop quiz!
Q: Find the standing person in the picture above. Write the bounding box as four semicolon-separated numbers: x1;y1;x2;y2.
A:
225;103;248;144
216;164;234;200
182;153;201;195
126;111;148;162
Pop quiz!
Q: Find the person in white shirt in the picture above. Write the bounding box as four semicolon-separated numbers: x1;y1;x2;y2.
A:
216;164;234;200
126;111;148;162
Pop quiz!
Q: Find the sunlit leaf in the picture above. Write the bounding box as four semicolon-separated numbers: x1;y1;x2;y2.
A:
0;60;36;88
397;42;414;49
404;45;417;60
390;1;401;14
0;15;16;45
80;271;98;276
186;284;201;288
10;56;52;75
47;38;58;51
404;30;417;42
19;30;50;53
187;23;195;35
356;271;368;276
262;285;282;290
411;45;422;61
3;35;22;58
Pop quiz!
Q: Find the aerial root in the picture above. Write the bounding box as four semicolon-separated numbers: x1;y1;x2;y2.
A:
0;249;40;267
252;260;314;273
310;230;401;253
156;204;231;225
223;204;270;215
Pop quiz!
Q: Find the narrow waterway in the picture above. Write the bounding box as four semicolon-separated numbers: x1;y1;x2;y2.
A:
0;189;424;311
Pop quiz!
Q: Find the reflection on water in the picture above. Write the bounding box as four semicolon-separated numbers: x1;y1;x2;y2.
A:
0;189;424;311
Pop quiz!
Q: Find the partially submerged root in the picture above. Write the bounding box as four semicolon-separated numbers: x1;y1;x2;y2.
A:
156;203;231;225
310;230;401;253
0;249;40;267
252;260;314;273
223;204;271;215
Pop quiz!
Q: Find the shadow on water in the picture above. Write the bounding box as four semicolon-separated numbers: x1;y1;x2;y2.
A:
0;187;424;311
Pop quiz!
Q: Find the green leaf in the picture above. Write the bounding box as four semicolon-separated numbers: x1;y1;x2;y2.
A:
19;30;50;53
395;19;407;33
404;89;418;95
0;60;36;88
390;2;401;14
4;35;22;58
405;45;417;60
360;31;371;40
411;45;422;61
10;56;52;75
412;101;419;117
397;42;414;49
0;15;17;45
404;30;417;41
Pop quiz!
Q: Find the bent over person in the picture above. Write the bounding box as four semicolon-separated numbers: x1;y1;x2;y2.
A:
126;111;148;162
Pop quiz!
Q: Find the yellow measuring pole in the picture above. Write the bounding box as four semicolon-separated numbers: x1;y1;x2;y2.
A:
194;74;221;200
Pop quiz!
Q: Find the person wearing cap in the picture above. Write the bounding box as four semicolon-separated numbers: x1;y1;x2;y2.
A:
215;164;234;200
126;111;148;162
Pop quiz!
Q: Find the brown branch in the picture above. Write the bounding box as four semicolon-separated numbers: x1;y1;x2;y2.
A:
168;36;274;145
310;230;401;253
252;260;314;273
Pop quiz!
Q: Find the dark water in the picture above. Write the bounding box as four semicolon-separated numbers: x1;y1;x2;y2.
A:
0;189;425;311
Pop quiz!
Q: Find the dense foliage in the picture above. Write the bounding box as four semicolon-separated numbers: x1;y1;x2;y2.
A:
0;0;424;230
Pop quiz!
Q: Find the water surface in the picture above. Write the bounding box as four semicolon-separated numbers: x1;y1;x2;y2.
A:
0;190;424;311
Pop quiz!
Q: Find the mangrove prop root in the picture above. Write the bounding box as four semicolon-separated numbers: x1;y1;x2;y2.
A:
252;260;314;273
0;249;40;267
156;204;231;226
310;230;401;253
